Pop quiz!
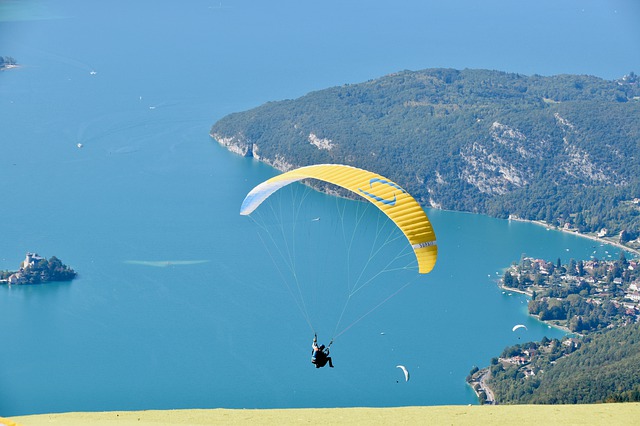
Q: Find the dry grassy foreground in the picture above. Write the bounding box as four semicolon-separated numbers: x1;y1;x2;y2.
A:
5;403;640;426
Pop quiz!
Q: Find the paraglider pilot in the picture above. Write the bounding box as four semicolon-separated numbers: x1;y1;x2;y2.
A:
312;334;333;368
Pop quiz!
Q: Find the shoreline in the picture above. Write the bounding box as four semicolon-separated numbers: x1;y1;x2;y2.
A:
468;368;496;405
508;217;640;257
497;285;575;335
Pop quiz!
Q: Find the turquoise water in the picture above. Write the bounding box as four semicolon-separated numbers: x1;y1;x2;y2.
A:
1;0;638;417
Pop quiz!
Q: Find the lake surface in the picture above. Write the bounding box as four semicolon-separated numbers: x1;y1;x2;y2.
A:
1;0;638;417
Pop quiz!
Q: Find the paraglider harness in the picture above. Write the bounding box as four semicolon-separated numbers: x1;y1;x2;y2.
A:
311;334;333;368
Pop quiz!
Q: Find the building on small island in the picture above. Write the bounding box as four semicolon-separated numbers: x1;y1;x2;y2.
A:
6;272;23;285
1;252;76;285
21;252;45;269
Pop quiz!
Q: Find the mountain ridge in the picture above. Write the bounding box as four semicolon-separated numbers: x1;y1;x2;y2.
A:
210;68;640;243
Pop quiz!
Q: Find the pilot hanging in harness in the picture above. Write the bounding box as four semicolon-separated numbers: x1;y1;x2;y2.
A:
311;334;334;368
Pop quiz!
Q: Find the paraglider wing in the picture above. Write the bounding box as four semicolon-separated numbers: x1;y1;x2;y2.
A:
240;164;437;274
396;365;410;382
512;324;528;332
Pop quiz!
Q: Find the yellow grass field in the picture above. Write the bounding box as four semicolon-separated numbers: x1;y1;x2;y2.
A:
5;403;640;426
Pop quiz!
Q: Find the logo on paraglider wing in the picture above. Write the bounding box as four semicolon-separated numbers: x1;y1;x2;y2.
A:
358;178;405;206
412;241;436;249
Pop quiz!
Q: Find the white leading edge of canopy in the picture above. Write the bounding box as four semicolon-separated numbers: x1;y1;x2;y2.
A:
240;177;301;215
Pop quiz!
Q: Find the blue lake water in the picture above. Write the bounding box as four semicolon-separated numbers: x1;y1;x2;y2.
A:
1;0;638;417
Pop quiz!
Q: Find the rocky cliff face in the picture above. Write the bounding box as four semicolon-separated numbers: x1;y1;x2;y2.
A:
211;133;253;157
456;115;614;197
212;113;616;198
211;132;297;172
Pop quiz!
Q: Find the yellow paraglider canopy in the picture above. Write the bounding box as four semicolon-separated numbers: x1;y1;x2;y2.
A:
240;164;437;274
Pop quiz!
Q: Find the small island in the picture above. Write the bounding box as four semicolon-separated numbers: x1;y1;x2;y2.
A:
0;252;76;285
0;56;18;71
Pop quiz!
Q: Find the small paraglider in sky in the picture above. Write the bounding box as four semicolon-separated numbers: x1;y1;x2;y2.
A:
512;324;528;339
396;365;410;382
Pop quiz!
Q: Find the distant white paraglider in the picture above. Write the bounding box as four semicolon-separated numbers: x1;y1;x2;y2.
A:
396;365;410;382
512;324;528;332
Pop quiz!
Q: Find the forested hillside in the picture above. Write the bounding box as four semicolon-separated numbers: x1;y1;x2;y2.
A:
211;68;640;242
487;322;640;404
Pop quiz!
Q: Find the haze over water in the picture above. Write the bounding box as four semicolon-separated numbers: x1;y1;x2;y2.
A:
1;0;638;416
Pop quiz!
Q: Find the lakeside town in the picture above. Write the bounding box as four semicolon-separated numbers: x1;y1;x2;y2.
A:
503;252;640;332
468;250;640;404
